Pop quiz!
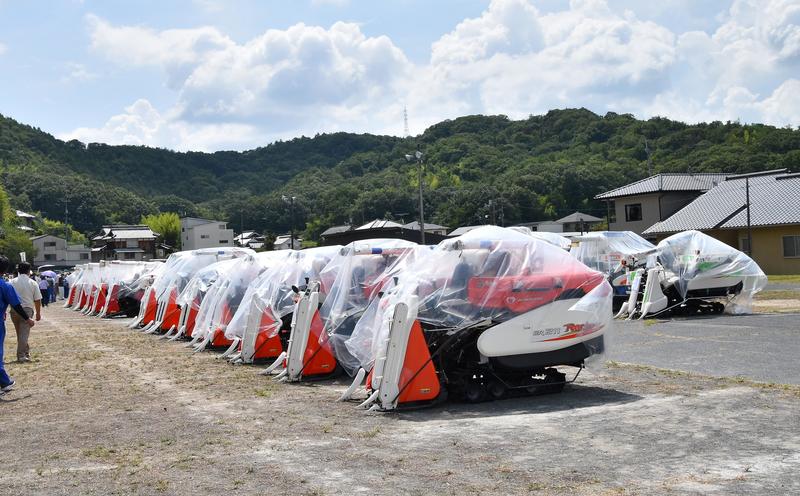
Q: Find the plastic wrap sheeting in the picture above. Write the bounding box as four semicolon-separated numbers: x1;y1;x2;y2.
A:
346;225;612;372
315;239;422;375
571;231;656;275
150;247;254;302
191;251;293;340
224;246;340;340
655;230;767;314
508;226;572;250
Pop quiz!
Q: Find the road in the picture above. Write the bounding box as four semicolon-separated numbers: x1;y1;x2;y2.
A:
609;313;800;385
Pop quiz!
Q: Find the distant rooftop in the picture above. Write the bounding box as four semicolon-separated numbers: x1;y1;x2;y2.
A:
555;211;603;223
356;219;402;230
320;225;352;237
595;173;727;200
93;225;158;240
644;170;800;234
402;221;448;231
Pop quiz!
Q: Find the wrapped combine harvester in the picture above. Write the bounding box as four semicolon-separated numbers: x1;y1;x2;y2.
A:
223;246;340;367
338;226;611;411
187;251;292;353
617;230;767;318
571;231;656;308
136;248;254;336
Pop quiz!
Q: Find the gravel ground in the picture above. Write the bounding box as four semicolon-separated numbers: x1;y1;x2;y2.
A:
1;305;798;496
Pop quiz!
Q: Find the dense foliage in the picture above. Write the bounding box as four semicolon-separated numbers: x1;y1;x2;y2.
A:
0;182;33;262
141;212;180;249
1;108;798;241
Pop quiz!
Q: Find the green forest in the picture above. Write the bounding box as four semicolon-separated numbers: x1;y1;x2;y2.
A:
2;108;799;244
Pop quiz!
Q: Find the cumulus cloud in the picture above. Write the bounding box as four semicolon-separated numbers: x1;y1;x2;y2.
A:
68;0;800;151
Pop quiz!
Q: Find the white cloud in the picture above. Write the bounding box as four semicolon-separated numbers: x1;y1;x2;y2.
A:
0;42;7;55
59;98;263;151
70;0;800;151
61;62;98;83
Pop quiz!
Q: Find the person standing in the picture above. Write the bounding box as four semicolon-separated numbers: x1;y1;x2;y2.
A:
63;274;70;299
38;275;49;307
47;276;56;303
10;262;42;362
0;256;36;392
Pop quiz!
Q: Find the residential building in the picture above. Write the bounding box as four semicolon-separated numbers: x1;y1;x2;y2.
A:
91;225;159;262
274;234;302;250
642;170;800;274
180;217;234;250
30;234;90;268
234;231;266;250
595;173;726;238
402;221;449;236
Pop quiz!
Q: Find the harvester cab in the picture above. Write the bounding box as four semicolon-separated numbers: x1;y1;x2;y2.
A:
341;226;612;411
618;230;767;319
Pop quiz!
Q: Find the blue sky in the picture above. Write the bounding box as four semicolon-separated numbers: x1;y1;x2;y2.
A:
1;0;798;151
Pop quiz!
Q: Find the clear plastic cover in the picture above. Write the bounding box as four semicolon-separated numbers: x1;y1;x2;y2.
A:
224;246;341;340
654;230;767;313
191;251;294;340
508;226;572;250
315;239;423;374
150;247;254;303
346;226;612;372
571;231;656;275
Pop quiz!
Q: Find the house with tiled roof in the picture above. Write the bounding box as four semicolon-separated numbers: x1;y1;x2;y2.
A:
595;173;726;238
91;224;159;262
642;170;800;274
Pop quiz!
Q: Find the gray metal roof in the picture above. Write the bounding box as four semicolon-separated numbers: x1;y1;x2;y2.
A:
356;219;402;230
320;225;352;237
402;221;448;230
448;225;486;237
555;211;603;223
643;172;800;234
595;173;727;200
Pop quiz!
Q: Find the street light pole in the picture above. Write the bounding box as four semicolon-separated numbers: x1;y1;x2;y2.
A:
406;151;426;244
282;195;297;249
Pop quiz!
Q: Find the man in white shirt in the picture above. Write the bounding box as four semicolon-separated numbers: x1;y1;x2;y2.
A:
10;263;42;362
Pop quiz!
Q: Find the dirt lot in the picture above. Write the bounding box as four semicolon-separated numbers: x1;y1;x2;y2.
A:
2;305;799;496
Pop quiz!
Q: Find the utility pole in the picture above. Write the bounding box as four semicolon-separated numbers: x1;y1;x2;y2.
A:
282;195;297;249
64;198;69;241
405;151;425;244
746;177;752;256
644;138;653;176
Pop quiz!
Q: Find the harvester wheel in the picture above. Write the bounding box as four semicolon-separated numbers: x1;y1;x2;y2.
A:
464;383;487;403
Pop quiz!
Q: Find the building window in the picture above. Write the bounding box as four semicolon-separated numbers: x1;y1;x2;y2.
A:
625;203;643;222
44;241;57;247
219;240;229;244
44;254;56;261
219;224;226;229
80;253;89;260
200;234;210;239
608;202;617;223
739;237;750;254
783;235;800;258
123;252;137;260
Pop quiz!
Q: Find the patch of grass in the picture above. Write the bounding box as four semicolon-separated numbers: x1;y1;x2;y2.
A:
767;275;800;283
360;426;381;439
755;290;800;300
254;387;273;398
642;319;658;327
608;361;800;398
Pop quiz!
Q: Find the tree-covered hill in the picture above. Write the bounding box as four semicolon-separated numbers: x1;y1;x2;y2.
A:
1;108;798;239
